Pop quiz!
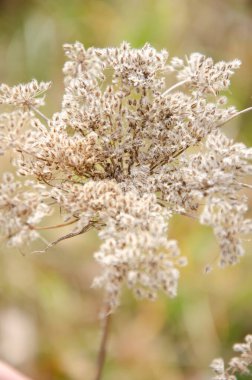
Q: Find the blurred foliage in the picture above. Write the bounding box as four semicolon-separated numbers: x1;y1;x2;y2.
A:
0;0;252;379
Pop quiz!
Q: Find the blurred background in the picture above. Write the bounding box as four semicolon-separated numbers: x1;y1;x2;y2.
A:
0;0;252;379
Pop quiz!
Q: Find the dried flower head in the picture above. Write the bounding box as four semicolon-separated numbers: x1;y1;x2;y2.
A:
210;335;252;380
0;80;51;109
0;41;251;311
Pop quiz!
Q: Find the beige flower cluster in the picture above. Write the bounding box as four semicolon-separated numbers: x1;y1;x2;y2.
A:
0;173;50;247
0;41;251;311
211;335;252;380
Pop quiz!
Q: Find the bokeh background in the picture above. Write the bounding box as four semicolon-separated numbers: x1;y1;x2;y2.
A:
0;0;252;379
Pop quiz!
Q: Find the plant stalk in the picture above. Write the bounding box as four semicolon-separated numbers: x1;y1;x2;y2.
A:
94;305;111;380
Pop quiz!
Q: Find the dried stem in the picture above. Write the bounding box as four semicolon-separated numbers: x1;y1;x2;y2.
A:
162;79;189;96
30;105;50;123
216;106;252;128
94;305;112;380
31;218;78;230
32;221;94;253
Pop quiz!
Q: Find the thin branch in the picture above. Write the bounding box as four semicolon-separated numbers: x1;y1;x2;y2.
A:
16;148;51;163
235;181;252;189
162;79;189;97
30;218;78;231
32;221;94;253
216;106;252;129
179;211;198;220
30;105;50;123
94;304;112;380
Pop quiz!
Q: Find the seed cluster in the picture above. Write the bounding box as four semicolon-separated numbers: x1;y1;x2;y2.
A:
0;41;251;311
211;335;252;380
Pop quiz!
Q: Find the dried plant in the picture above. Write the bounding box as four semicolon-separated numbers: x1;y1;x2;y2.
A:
0;42;252;379
211;335;252;380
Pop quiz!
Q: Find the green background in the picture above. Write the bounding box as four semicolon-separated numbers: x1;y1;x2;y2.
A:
0;1;252;379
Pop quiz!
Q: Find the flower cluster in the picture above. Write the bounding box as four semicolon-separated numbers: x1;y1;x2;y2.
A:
211;335;252;380
0;80;51;109
0;173;50;247
169;53;241;95
0;41;251;311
